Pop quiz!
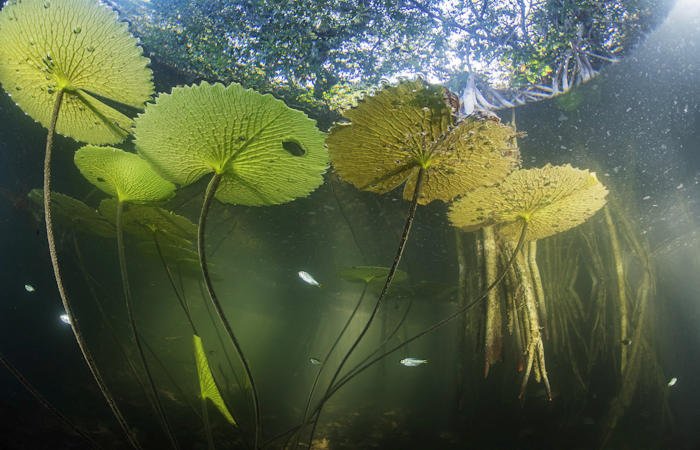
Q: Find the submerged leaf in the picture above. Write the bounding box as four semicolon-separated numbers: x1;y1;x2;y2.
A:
327;79;520;204
98;199;195;249
0;0;153;143
448;164;609;241
74;146;175;203
339;266;408;284
28;189;115;237
133;81;328;206
193;334;237;426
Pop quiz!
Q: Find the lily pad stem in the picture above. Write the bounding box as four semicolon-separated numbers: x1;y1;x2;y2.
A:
116;201;179;450
319;221;529;408
43;90;140;449
0;351;102;448
307;167;426;447
198;173;261;449
293;283;369;448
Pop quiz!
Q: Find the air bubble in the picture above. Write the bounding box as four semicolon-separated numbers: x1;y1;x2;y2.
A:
73;27;82;34
43;0;51;8
86;46;95;53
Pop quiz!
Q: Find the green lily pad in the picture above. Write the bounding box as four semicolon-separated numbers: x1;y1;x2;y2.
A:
99;199;195;247
327;79;520;205
74;146;175;204
448;164;609;241
0;0;153;144
339;266;408;284
133;81;328;206
28;189;115;238
193;334;236;426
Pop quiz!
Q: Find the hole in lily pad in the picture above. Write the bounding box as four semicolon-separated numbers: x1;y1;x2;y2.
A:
282;140;306;156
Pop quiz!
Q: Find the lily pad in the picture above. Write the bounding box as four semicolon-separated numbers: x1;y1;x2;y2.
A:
327;79;520;205
99;199;195;247
448;164;609;241
28;189;115;238
74;146;175;203
133;82;328;206
339;266;408;284
0;0;153;144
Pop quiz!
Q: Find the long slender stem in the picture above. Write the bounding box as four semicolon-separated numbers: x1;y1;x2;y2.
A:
153;234;198;334
308;168;426;446
294;284;369;448
198;173;261;449
116;201;179;449
315;221;529;418
43;90;140;449
72;234;152;411
0;351;102;448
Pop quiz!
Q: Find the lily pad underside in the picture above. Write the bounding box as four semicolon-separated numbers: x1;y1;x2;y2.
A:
339;266;408;284
134;81;328;206
327;79;520;205
0;0;153;144
28;189;115;238
74;146;175;203
448;164;609;241
99;199;195;248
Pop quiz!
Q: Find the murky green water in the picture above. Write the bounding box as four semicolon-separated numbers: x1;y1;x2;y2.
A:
0;1;698;449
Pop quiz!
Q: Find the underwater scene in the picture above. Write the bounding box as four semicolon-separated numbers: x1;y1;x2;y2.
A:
0;0;698;448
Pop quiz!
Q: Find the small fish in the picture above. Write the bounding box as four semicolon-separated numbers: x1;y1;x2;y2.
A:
298;271;321;287
621;338;632;346
309;357;322;365
24;284;35;293
59;313;71;325
667;377;678;387
400;358;428;367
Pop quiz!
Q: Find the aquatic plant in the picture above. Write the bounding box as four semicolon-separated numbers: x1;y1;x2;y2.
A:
308;78;519;445
0;0;153;445
73;145;178;448
133;81;328;448
448;164;609;399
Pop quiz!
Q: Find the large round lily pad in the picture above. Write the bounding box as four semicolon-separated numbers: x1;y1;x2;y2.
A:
74;146;175;203
327;79;520;205
448;164;609;241
0;0;153;144
133;81;328;206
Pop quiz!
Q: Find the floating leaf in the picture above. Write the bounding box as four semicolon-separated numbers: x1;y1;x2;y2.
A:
448;164;609;241
193;334;236;426
0;0;153;143
28;189;115;237
339;266;408;284
74;146;175;203
327;79;520;204
134;82;328;206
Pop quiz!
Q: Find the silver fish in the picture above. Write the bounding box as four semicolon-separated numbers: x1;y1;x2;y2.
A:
309;357;322;365
667;377;678;387
400;358;428;367
298;271;321;287
24;284;35;293
59;313;71;325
